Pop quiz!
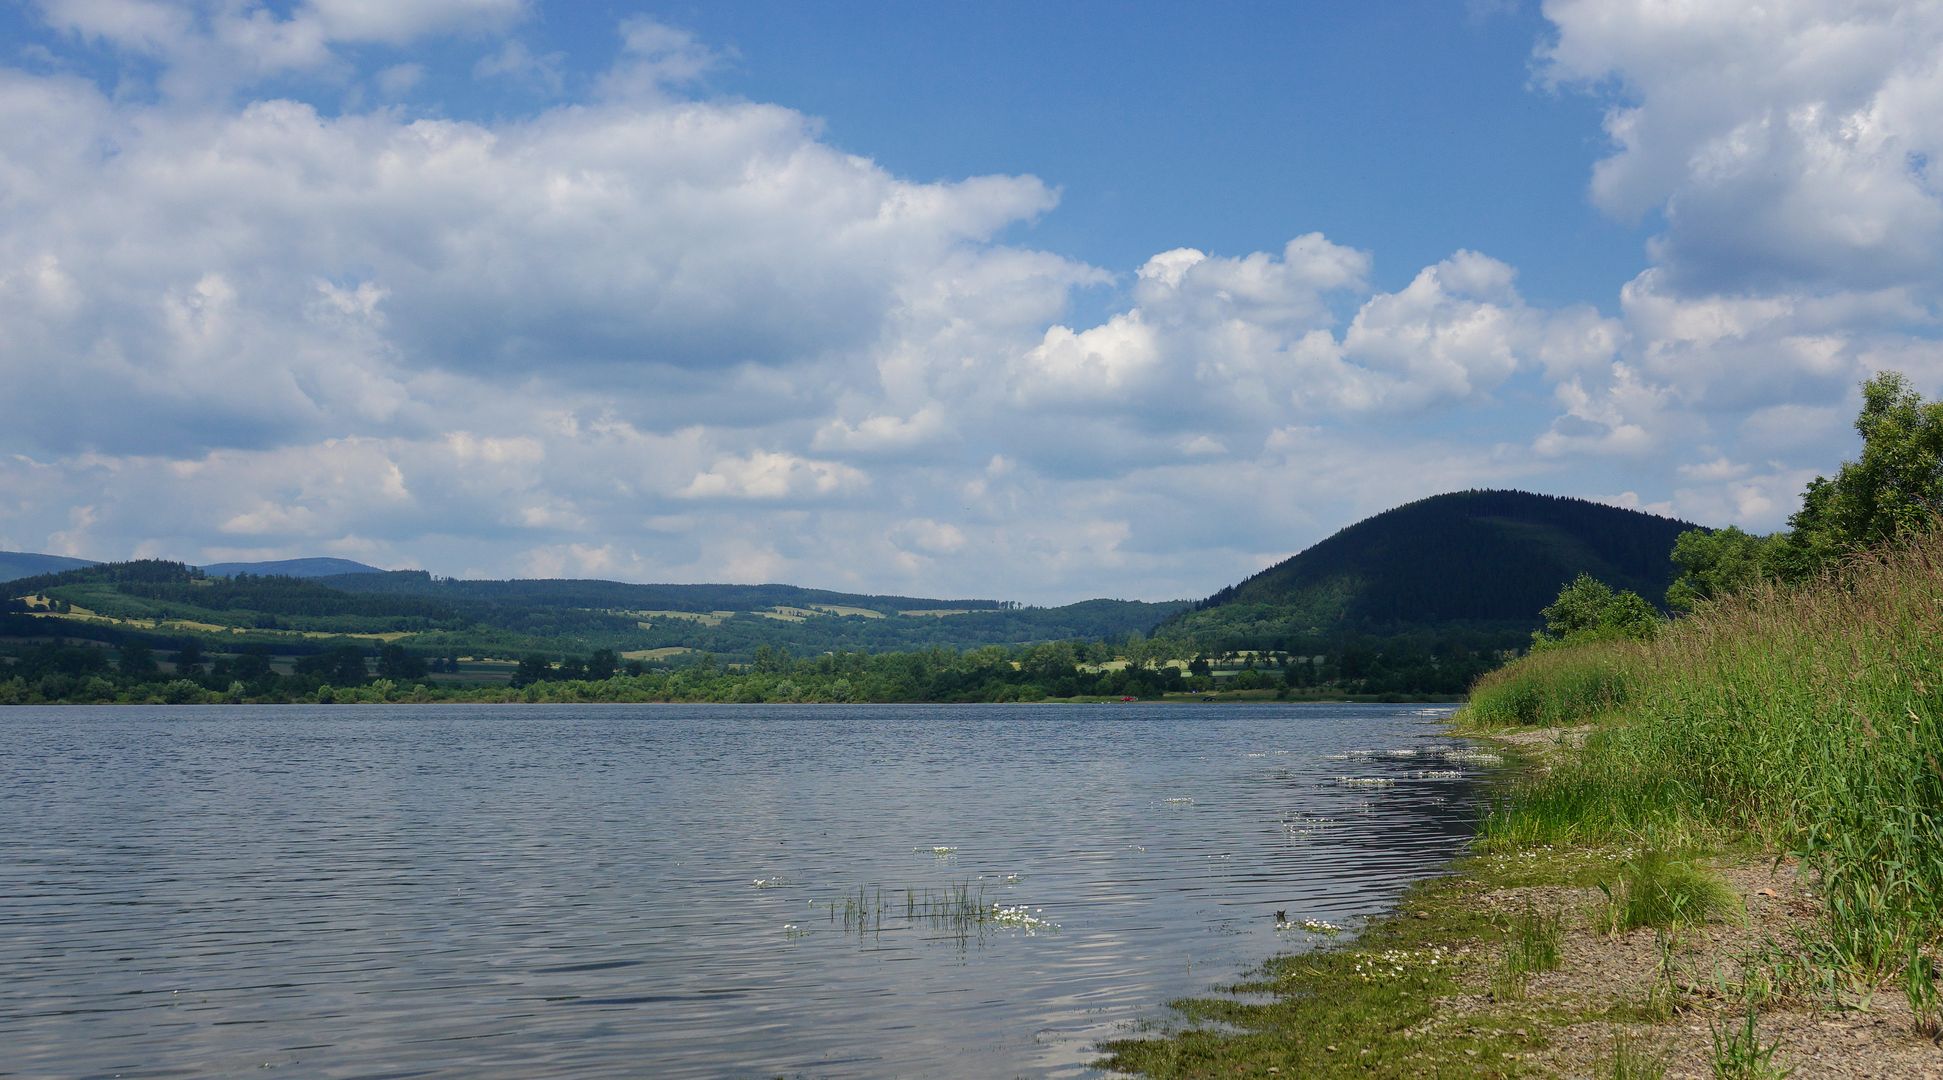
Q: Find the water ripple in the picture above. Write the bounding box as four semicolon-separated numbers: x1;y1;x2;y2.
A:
0;702;1483;1078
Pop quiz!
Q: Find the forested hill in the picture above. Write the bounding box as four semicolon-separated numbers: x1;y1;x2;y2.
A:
1161;490;1696;650
1;560;1186;664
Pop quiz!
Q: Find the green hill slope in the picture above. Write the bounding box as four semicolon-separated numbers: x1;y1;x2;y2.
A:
3;560;1185;663
1162;490;1697;650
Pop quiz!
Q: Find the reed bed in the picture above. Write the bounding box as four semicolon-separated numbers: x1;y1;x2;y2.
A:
827;883;1056;935
1465;534;1943;1016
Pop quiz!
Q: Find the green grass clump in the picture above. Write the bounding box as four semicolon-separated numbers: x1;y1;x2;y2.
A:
1598;852;1742;933
1508;902;1564;971
1463;641;1634;728
1494;902;1565;999
1607;1030;1669;1080
1707;1007;1789;1079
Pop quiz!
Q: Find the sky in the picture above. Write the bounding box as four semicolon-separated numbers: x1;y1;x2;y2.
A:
2;0;1941;603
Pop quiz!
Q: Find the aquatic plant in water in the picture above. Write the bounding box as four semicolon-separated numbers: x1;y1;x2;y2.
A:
826;882;1058;937
988;904;1056;932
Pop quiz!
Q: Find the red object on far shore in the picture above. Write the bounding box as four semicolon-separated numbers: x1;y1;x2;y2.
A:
1120;696;1136;702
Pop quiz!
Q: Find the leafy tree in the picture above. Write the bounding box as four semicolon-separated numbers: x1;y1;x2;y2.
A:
1533;574;1660;648
159;678;205;704
223;648;274;684
16;643;111;678
586;649;618;681
1666;526;1779;610
1662;372;1943;606
296;645;368;685
1782;371;1943;574
173;639;205;674
512;653;552;687
376;644;428;681
117;642;158;677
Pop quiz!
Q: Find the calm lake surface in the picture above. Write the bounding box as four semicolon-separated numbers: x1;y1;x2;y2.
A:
0;702;1491;1078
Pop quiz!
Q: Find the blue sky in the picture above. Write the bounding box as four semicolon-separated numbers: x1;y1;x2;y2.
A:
3;1;1941;602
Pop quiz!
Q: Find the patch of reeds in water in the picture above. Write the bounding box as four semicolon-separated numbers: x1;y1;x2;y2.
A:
1466;531;1943;1023
826;882;1057;936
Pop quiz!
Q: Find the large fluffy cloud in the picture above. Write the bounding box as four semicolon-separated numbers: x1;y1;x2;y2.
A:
1517;0;1943;530
0;65;1062;457
8;3;1943;602
1543;0;1943;294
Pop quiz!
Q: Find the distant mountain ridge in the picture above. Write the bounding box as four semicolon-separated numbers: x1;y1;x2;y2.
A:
201;557;385;579
0;551;384;584
0;552;97;583
316;570;1004;613
1161;489;1697;649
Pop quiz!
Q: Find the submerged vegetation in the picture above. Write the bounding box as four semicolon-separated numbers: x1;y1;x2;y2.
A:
823;883;1058;937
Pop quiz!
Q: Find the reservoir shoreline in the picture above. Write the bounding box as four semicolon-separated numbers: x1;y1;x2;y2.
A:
1097;718;1938;1078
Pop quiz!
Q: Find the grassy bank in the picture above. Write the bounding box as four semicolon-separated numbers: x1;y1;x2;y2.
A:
1100;533;1943;1076
1470;534;1943;1004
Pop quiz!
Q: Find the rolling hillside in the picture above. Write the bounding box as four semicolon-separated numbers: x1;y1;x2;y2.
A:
1161;490;1697;650
2;560;1185;662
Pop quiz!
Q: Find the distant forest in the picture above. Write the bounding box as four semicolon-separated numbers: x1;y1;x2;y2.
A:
1;489;1703;704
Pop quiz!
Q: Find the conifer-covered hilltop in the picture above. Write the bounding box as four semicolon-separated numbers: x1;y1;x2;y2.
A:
1160;490;1696;651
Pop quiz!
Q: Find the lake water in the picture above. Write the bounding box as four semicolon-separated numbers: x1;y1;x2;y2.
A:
0;702;1490;1078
